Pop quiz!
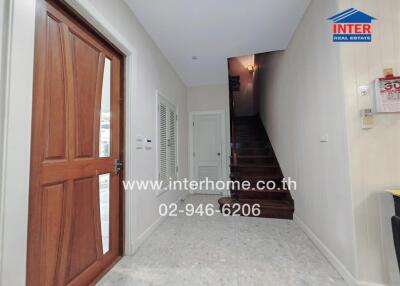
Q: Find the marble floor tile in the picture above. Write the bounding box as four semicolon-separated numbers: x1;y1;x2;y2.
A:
97;194;346;286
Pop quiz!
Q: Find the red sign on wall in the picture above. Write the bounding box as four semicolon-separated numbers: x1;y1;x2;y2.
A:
375;76;400;112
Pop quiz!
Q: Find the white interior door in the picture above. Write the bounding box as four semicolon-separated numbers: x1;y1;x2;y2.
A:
192;113;223;194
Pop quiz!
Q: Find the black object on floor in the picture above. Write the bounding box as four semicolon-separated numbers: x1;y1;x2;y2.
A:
391;195;400;273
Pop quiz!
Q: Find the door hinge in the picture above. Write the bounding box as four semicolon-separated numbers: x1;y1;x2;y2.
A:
193;152;195;157
176;114;178;121
176;166;179;173
193;121;194;127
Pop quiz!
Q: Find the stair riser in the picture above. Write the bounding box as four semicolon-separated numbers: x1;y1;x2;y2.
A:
230;177;283;188
235;127;265;132
257;209;293;220
238;191;290;200
218;204;293;220
235;133;267;139
236;148;270;155
235;126;264;129
235;138;268;144
235;129;267;135
235;132;267;136
231;166;279;175
233;142;268;149
234;157;276;164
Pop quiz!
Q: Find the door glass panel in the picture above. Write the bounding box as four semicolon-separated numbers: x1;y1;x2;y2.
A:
98;173;110;254
99;58;111;157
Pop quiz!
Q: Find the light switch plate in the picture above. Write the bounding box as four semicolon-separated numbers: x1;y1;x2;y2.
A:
320;134;329;143
136;135;144;149
360;109;374;129
145;138;152;150
358;85;369;96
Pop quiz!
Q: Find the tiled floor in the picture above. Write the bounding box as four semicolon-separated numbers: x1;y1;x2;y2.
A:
97;195;346;286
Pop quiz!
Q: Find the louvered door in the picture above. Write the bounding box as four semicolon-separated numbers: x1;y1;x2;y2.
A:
158;97;178;185
168;108;177;180
158;102;168;183
27;1;123;285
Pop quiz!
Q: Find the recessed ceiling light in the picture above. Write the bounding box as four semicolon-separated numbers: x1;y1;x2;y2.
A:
192;56;198;60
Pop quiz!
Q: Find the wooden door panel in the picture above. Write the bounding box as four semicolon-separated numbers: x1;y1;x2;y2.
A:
28;1;123;285
41;182;66;286
70;33;103;159
41;159;113;184
43;15;68;161
67;177;100;282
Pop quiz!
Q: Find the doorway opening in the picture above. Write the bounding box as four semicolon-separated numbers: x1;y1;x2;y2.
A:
189;110;227;195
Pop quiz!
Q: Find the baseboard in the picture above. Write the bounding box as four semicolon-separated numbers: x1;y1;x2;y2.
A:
129;192;189;255
357;281;389;286
293;215;356;285
294;215;388;286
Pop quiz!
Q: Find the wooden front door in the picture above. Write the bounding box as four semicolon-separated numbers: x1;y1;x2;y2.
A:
27;1;124;285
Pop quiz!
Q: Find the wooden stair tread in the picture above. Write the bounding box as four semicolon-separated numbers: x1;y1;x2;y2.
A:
218;198;294;211
231;155;274;158
237;188;289;193
234;139;269;142
230;164;278;168
230;173;282;179
228;115;294;220
236;147;269;150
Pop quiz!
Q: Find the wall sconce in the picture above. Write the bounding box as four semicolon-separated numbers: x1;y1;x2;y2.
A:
247;65;255;73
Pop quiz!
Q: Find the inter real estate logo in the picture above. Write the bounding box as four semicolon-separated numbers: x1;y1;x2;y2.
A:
328;8;376;42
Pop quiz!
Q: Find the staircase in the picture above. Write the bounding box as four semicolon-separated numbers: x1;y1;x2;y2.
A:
218;115;294;219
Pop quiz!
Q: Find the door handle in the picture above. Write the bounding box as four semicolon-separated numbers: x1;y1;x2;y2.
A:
114;159;123;175
217;152;221;156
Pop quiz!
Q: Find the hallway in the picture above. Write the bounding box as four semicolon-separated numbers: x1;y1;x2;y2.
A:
98;195;345;286
2;0;400;285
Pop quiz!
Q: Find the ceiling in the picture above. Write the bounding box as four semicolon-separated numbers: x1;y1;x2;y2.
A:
124;0;311;87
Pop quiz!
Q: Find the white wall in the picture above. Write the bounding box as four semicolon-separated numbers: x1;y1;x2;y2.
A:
0;0;7;279
339;0;400;285
87;0;189;249
0;0;36;284
0;0;7;180
187;84;230;179
0;0;6;188
187;84;229;113
256;0;400;284
254;0;357;283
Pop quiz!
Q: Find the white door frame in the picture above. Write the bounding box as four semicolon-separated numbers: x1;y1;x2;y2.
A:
189;110;229;196
0;1;138;284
